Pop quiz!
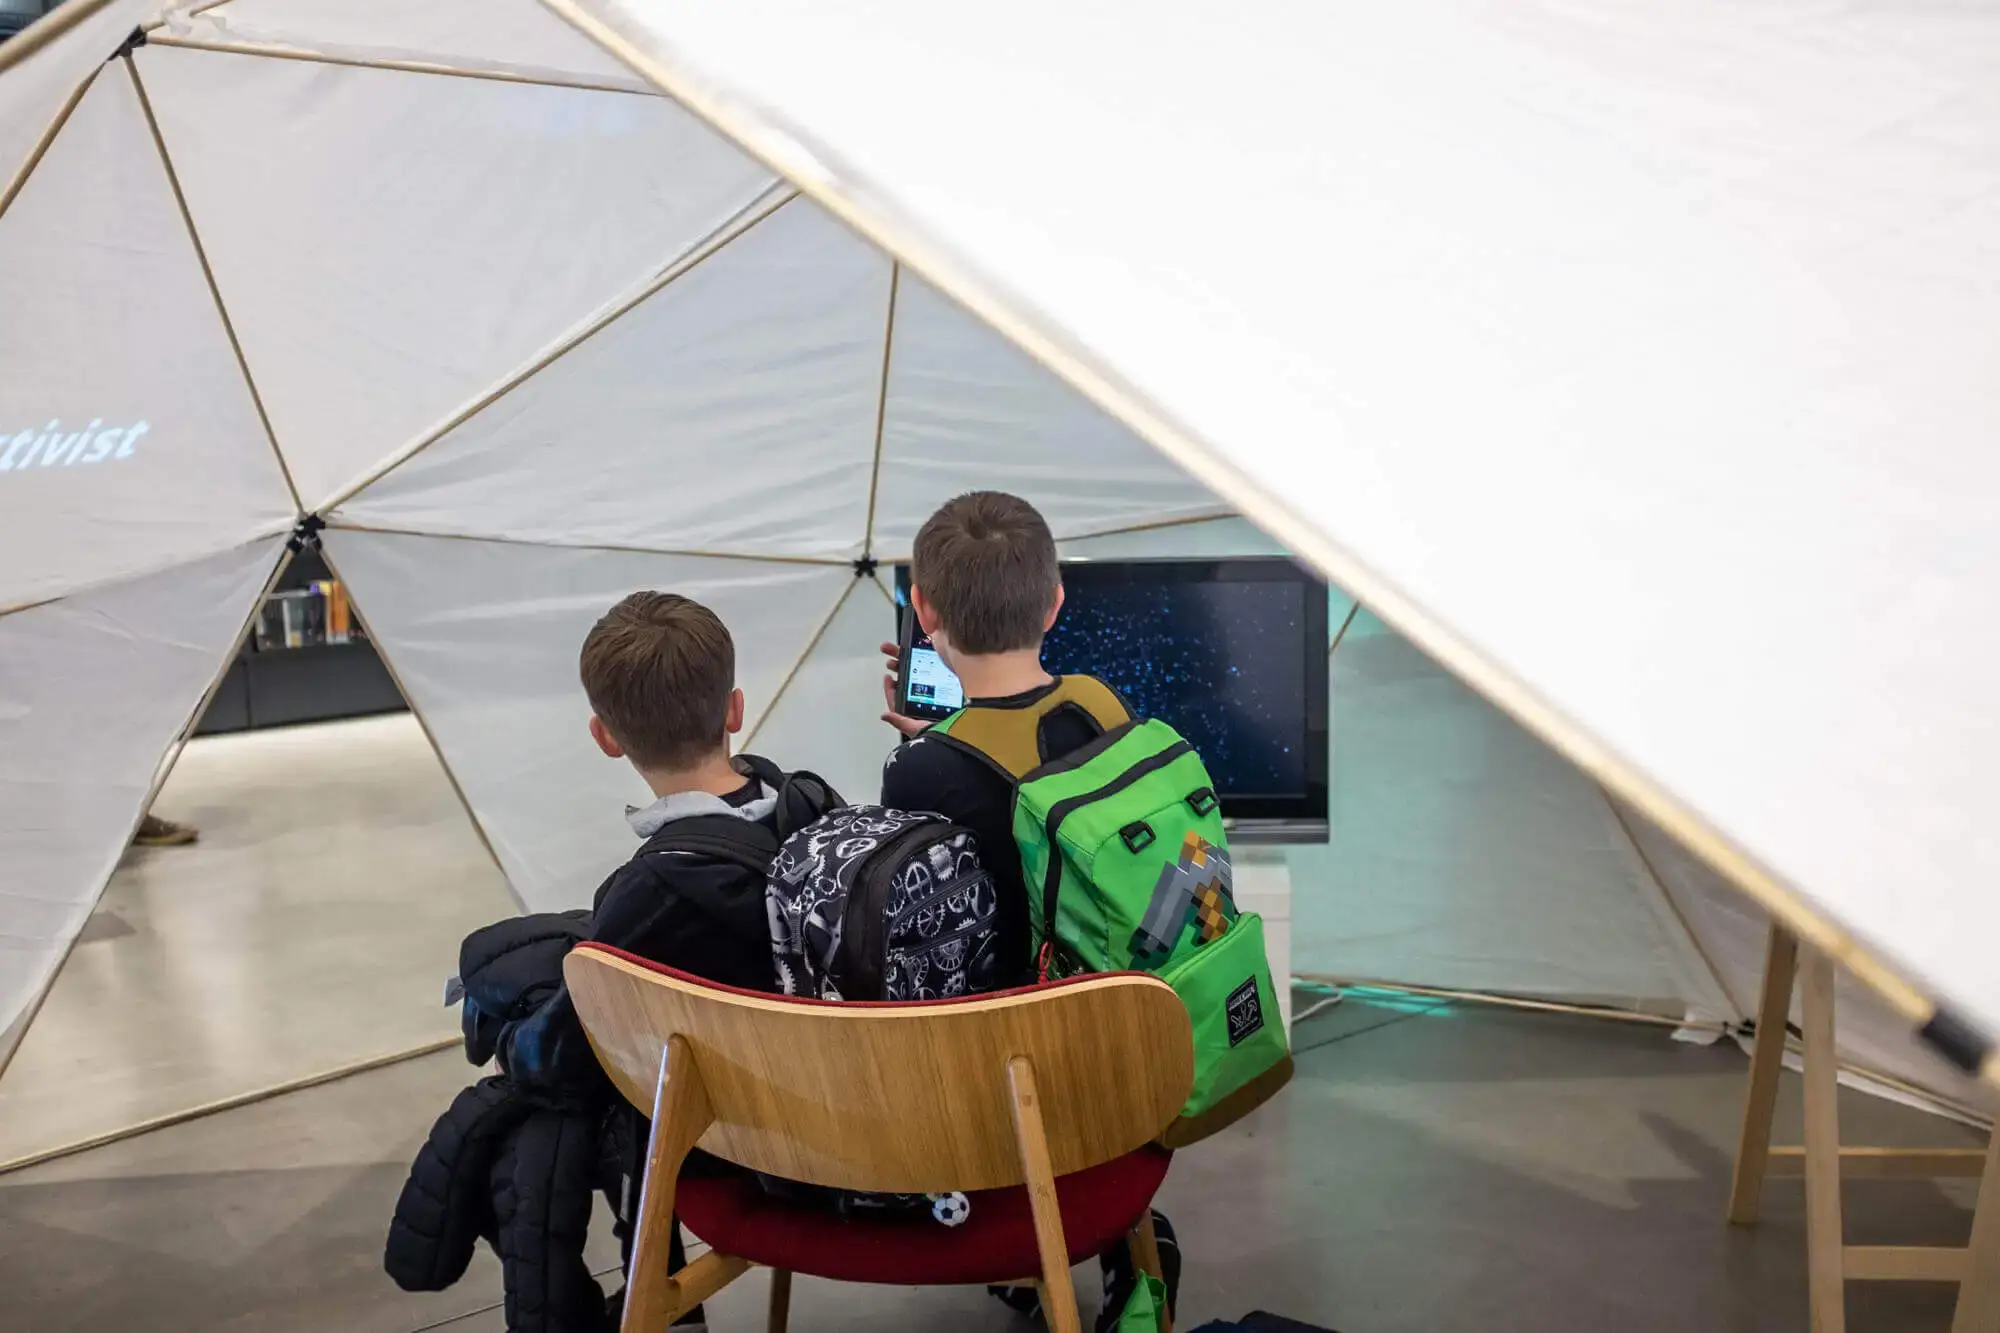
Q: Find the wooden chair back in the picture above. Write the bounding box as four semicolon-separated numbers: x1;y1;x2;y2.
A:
564;944;1194;1194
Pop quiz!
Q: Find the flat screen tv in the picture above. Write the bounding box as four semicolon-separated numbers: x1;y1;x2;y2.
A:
894;557;1329;843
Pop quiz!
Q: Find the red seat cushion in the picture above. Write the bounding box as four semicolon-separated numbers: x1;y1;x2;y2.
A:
675;1147;1171;1285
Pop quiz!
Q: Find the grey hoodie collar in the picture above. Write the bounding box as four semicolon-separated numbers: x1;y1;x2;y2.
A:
626;779;777;838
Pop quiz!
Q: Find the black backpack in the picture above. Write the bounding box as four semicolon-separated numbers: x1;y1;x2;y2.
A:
765;805;1000;1002
758;801;995;1226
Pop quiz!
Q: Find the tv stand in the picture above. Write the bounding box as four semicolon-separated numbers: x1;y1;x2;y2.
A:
1233;846;1293;1033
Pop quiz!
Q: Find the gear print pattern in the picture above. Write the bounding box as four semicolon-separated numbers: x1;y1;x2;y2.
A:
766;805;997;1001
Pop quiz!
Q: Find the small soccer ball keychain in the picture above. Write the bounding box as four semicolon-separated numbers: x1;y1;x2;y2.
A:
928;1192;971;1227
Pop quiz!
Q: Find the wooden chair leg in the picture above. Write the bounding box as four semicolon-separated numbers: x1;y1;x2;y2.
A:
623;1035;717;1333
1800;947;1848;1333
767;1267;793;1333
1729;925;1798;1226
1009;1056;1082;1333
1951;1132;2000;1333
1132;1209;1173;1333
654;1251;750;1321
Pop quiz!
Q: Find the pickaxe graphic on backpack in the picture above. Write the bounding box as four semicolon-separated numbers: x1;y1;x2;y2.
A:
1131;832;1236;963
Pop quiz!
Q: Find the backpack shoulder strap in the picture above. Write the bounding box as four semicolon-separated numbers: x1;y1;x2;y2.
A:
930;675;1133;781
773;768;843;838
736;753;845;838
639;813;780;871
734;753;786;792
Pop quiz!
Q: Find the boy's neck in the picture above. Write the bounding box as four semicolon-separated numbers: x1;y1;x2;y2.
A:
951;648;1054;702
636;752;747;801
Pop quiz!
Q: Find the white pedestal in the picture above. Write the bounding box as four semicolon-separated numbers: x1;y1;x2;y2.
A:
1233;847;1294;1033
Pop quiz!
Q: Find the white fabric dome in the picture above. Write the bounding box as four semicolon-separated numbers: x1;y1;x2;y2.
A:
2;0;1994;1112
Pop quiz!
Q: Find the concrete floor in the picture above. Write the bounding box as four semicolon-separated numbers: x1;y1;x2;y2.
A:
1;990;1987;1333
0;714;517;1167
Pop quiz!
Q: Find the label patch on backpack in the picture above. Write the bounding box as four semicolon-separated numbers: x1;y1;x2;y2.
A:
1226;976;1264;1046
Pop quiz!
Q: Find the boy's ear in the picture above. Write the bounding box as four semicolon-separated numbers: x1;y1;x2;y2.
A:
1042;581;1066;632
911;584;942;637
587;715;624;759
723;687;745;736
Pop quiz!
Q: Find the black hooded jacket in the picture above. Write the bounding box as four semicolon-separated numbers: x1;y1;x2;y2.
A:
386;758;839;1330
385;914;623;1333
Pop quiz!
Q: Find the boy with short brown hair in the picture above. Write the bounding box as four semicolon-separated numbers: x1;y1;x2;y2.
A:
574;590;796;991
571;591;827;1332
879;492;1179;1331
880;491;1083;986
581;591;752;809
903;489;1065;657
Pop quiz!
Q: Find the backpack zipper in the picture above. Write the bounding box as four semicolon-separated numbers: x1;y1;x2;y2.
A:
898;908;992;954
889;910;998;1000
839;820;956;999
888;860;986;928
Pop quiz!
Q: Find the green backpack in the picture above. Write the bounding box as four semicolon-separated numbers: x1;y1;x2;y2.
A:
930;676;1293;1147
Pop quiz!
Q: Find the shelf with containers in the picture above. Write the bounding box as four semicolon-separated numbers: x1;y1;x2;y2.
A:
195;549;407;735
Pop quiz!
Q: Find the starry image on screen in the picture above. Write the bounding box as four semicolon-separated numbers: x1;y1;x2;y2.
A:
1041;561;1325;811
894;558;1328;832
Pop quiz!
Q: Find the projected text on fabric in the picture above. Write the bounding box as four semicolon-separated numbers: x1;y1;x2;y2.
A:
0;420;151;472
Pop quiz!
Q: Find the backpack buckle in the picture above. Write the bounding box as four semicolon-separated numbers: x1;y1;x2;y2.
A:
1185;787;1219;817
1119;821;1156;853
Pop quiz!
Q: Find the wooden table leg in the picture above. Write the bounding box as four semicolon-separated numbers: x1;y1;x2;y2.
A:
1951;1132;2000;1333
1729;925;1799;1226
1801;946;1848;1333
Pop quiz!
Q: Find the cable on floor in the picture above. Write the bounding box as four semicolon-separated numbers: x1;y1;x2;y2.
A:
1292;977;1347;1025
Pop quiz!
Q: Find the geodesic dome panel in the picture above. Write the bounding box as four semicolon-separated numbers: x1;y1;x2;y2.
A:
4;0;1997;1116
